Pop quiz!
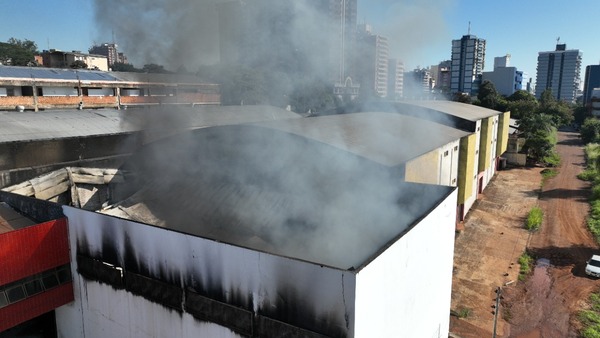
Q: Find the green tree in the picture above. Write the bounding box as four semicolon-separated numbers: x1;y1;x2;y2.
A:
581;118;600;144
0;38;38;66
7;38;38;54
477;80;500;110
507;90;537;103
507;99;539;120
290;79;337;115
111;62;139;72
142;63;169;73
539;88;556;109
70;60;88;69
518;113;557;163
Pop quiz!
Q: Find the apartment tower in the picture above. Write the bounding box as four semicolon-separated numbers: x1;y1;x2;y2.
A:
534;43;582;103
450;34;486;96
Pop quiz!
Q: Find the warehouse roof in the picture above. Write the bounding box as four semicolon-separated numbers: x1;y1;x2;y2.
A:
0;105;301;143
108;122;456;269
399;100;503;121
253;112;469;166
0;65;118;82
0;65;213;84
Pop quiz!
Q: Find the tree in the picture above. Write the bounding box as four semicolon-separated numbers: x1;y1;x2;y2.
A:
539;88;556;109
142;63;169;74
507;90;537;103
0;38;38;66
290;79;337;115
477;80;500;110
70;60;88;69
7;38;38;54
111;62;139;72
506;99;539;120
518;113;556;164
580;118;600;144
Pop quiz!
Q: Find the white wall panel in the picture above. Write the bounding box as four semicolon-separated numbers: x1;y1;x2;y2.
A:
354;189;457;337
56;206;355;337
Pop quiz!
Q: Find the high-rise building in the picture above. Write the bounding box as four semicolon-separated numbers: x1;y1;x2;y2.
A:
450;34;486;96
387;59;404;101
583;64;600;106
431;60;451;94
88;43;126;66
355;24;388;98
534;44;582;103
330;0;359;100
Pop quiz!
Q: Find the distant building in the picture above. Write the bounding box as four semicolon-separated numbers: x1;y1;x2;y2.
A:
583;64;600;106
88;43;127;66
41;50;109;71
534;44;582;103
431;60;451;94
494;54;510;69
404;68;433;99
0;66;220;111
482;66;523;96
450;34;486;96
355;24;388;98
387;59;404;100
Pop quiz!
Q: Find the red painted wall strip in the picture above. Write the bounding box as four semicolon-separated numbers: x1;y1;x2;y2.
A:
0;218;70;286
0;282;74;332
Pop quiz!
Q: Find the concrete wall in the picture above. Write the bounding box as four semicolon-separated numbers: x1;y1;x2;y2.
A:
457;134;477;220
56;207;355;338
354;189;457;337
404;140;460;187
496;112;510;156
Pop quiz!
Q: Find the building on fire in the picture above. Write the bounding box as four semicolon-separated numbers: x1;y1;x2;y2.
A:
0;101;509;337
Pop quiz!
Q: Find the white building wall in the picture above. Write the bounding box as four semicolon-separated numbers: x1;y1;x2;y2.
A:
354;189;457;337
42;86;78;97
439;140;460;186
56;207;355;338
87;88;114;96
482;116;499;190
468;120;482;208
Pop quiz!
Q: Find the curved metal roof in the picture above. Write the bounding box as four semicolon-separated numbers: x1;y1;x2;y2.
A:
399;100;504;121
114;124;455;269
0;65;119;81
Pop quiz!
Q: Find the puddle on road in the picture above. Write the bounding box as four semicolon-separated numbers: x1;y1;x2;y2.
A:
530;258;551;297
514;258;552;338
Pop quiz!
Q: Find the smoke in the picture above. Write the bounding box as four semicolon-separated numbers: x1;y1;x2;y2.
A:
361;0;455;69
92;0;332;76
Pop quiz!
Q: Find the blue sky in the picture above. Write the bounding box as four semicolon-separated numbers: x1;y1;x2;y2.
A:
1;0;599;84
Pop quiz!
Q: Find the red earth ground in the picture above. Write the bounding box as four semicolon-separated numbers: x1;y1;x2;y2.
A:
449;129;600;338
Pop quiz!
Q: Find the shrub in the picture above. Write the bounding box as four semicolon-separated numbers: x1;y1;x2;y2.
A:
526;206;543;231
517;252;533;281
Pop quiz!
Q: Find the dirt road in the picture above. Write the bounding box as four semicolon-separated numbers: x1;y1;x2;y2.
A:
450;129;600;337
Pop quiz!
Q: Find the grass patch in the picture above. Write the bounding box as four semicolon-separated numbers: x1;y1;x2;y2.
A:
525;206;543;231
457;307;471;318
541;168;558;187
542;151;561;167
582;144;600;244
579;292;600;338
517;252;534;281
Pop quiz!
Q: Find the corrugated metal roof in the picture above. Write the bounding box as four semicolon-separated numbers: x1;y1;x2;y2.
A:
253;112;470;166
0;65;119;81
0;105;301;143
115;124;456;268
399;100;503;121
110;71;211;84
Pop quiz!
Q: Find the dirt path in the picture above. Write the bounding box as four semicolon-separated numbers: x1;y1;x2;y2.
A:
450;130;600;338
503;130;599;338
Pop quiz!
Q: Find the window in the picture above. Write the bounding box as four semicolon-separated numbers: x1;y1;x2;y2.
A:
444;150;449;157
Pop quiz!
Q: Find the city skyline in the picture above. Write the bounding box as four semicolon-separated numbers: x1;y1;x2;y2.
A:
1;0;599;87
